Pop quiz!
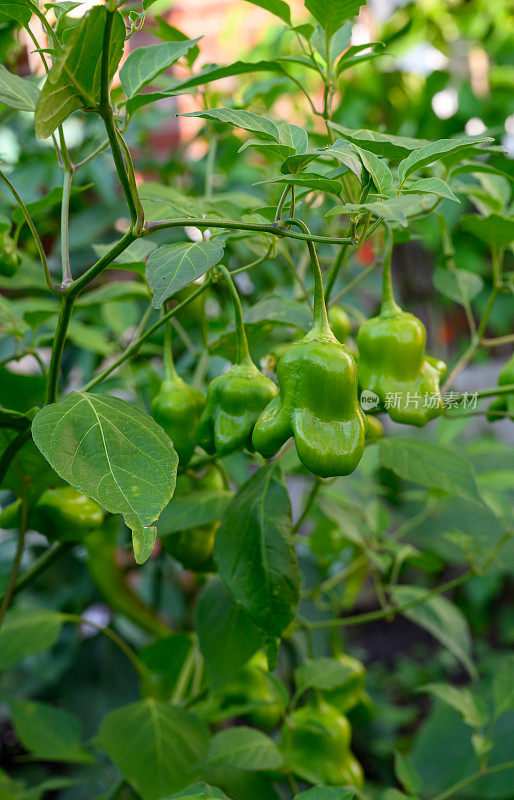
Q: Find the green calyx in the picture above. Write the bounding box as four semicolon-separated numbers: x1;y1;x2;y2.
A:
196;266;278;457
252;220;366;478
357;228;447;427
487;354;514;422
151;322;205;466
280;696;364;788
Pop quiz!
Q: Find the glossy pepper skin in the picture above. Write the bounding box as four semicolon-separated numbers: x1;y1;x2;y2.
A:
151;323;205;466
34;486;105;542
197;266;277;458
487;354;514;422
163;465;227;571
253;220;366;478
357;228;446;427
323;653;367;714
280;697;364;788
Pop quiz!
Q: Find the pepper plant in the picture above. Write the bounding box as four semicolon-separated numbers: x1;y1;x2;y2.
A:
0;1;514;799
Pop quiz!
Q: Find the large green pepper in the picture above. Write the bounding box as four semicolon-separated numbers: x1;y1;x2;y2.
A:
357;228;446;427
197;266;277;457
253;221;366;478
163;464;227;571
487;354;514;422
280;696;364;788
151;322;205;466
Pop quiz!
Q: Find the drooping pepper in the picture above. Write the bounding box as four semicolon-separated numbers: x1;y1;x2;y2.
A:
162;464;227;571
487;354;514;422
215;651;287;731
357;228;446;427
253;219;367;478
280;696;364;788
196;266;278;457
151;322;205;466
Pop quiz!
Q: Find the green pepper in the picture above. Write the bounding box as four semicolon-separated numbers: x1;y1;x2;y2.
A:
322;652;367;714
487;354;514;422
216;651;287;731
0;235;20;278
357;228;446;427
365;413;384;442
197;266;277;457
151;323;205;466
280;696;364;788
163;464;227;572
253;220;366;478
328;305;352;343
34;486;105;542
84;517;171;639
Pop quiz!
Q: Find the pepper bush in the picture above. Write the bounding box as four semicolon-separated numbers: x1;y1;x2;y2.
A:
0;1;513;799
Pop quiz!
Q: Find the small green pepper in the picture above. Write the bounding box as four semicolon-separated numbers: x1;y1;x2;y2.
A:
217;651;287;731
487;354;514;422
197;266;277;457
253;220;366;478
280;696;364;788
328;305;352;343
0;234;20;278
34;486;105;542
323;652;367;714
357;228;446;427
151;323;205;466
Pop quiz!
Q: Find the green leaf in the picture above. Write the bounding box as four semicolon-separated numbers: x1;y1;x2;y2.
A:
239;138;295;161
139;182;203;220
276;121;309;153
158;491;233;536
12;184;90;225
305;0;366;37
392;586;476;678
404;177;459;203
0;65;39;111
494;655;514;719
203;727;284;771
324;138;363;180
433;266;483;306
379;438;479;499
243;0;292;25
35;6;125;138
0;0;33;25
181;107;280;141
10;700;92;763
171;783;231;800
76;281;150;307
139;635;194;699
99;699;209;800
398;135;493;185
460;213;514;250
294;656;355;695
328;196;434;226
255;172;342;195
120;39;201;99
0;608;65;670
31;392;178;564
197;578;262;689
146;241;225;308
296;790;355;800
215;463;299;637
328;122;429;159
353;145;393;193
420;683;489;729
152;19;200;67
394;751;422;795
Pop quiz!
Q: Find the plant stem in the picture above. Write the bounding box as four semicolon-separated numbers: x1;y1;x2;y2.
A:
0;488;28;627
306;571;472;630
0;542;73;606
60;168;73;286
282;217;330;334
329;260;378;306
431;761;514;800
219;265;252;365
82;280;210;391
163;317;177;382
144;217;353;247
0;428;32;486
45;293;75;404
292;478;321;534
380;226;400;316
0;169;57;291
324;243;348;303
69;230;135;297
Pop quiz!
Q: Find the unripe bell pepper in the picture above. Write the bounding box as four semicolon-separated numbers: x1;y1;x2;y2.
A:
329;305;352;343
280;697;364;788
163;465;227;571
0;234;20;278
197;266;277;457
217;651;287;731
357;228;446;427
34;486;105;542
322;652;367;714
253;220;366;478
365;413;384;442
487;354;514;422
151;323;205;466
